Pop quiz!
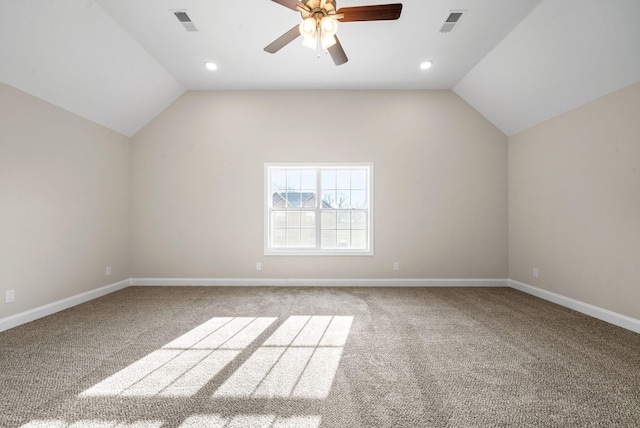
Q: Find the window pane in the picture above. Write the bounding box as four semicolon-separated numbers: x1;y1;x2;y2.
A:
351;230;367;249
321;211;336;229
336;191;350;209
272;211;286;228
337;170;350;189
301;170;316;189
287;229;301;247
271;170;287;192
273;229;287;247
322;191;337;208
351;190;366;209
301;229;316;247
337;211;350;229
302;212;316;228
283;192;297;208
322;170;336;190
337;230;350;248
300;191;317;207
287;211;301;228
321;230;337;249
351;170;366;190
352;210;366;229
272;192;287;207
287;170;301;191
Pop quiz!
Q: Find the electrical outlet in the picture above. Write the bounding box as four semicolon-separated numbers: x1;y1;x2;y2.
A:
533;268;539;278
106;267;112;276
393;262;400;271
256;262;262;271
5;290;15;304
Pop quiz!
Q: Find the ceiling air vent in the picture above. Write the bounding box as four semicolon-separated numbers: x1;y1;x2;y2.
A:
439;10;466;33
173;10;197;32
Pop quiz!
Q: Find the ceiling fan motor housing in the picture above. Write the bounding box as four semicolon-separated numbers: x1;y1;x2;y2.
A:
300;0;337;20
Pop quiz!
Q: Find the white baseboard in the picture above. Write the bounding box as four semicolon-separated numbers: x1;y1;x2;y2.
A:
129;278;509;287
509;279;640;334
3;278;638;335
0;279;131;333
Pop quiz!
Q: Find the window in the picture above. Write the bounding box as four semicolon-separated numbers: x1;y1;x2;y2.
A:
265;163;373;255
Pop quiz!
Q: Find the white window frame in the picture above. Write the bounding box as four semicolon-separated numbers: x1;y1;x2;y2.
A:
264;163;374;256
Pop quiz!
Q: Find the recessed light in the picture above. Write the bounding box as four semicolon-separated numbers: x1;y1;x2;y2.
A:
420;61;433;70
205;62;218;71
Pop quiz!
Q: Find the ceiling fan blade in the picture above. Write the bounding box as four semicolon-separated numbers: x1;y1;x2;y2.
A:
328;36;348;66
271;0;310;12
336;3;402;22
264;25;301;53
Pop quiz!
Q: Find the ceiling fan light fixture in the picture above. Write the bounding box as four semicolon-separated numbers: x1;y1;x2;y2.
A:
302;31;318;49
320;16;338;37
299;17;317;38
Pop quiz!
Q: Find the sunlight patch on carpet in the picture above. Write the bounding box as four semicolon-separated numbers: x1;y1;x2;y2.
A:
213;315;353;399
80;317;276;397
78;315;352;400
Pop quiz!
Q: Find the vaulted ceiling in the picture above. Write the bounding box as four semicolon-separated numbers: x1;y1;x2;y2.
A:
1;0;639;137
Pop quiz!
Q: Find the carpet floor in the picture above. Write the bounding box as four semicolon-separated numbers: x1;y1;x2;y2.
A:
0;286;639;427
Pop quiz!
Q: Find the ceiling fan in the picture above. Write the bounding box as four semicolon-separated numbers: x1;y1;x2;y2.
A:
264;0;403;66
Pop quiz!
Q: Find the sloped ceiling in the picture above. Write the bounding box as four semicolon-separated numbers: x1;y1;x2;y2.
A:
455;0;640;136
0;1;184;137
1;0;638;137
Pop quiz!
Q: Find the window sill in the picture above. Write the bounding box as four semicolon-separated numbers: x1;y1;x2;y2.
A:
264;249;374;256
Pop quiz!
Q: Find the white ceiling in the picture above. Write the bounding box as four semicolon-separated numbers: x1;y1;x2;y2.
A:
1;0;639;137
455;0;640;136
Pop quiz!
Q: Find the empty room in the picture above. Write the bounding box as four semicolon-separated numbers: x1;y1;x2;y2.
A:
1;0;639;427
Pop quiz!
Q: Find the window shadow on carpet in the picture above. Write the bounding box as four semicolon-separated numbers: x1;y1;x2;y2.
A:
21;315;354;428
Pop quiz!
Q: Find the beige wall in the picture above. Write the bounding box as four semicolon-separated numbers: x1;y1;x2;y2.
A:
3;80;639;325
0;83;130;319
509;81;640;319
130;90;508;279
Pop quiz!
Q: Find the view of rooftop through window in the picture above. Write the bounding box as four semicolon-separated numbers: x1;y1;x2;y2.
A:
265;164;372;255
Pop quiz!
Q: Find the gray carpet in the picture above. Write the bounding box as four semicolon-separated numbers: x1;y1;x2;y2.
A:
1;286;639;427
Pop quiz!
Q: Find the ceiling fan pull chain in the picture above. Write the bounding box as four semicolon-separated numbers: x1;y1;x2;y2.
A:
316;27;322;58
